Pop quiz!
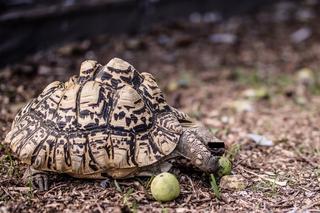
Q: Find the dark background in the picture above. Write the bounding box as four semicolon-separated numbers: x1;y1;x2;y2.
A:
0;0;274;67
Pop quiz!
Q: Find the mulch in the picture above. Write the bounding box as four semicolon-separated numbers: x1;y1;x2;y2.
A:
1;1;320;212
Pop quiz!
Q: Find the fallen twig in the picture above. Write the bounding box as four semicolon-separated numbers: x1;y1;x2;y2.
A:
242;169;287;187
7;187;29;192
185;175;198;199
1;186;14;200
44;184;68;196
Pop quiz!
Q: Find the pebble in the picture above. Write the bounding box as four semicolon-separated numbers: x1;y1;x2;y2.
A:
220;175;248;191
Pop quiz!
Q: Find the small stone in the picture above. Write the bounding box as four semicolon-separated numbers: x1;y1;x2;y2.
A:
295;8;314;22
220;175;248;191
303;173;311;178
229;100;254;113
167;81;178;92
189;12;202;23
290;27;311;43
57;40;90;56
209;33;237;44
38;65;52;75
203;12;221;23
157;34;173;46
13;64;35;74
125;38;146;50
296;68;315;86
248;134;273;146
0;206;9;213
242;87;269;100
220;116;228;124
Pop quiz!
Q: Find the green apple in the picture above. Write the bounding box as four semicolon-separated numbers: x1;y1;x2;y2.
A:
217;156;232;177
151;172;180;202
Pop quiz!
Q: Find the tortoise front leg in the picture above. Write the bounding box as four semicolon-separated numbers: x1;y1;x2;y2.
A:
23;167;49;191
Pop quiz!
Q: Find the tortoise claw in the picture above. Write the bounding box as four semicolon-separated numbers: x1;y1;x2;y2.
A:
100;178;111;188
33;173;49;191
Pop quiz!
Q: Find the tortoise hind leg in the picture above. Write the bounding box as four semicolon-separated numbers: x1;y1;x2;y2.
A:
23;167;49;191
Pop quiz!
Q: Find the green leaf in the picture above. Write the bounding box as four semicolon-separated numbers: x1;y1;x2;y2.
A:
210;174;221;199
123;188;134;205
145;175;155;189
114;180;122;193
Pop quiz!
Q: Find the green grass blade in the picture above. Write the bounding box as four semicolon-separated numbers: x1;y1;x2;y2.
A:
210;174;221;199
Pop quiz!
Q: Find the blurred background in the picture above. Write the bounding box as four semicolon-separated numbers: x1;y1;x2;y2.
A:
0;0;272;66
1;0;320;114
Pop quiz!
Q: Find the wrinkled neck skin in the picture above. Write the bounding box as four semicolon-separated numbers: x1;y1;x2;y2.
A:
173;128;222;173
132;127;223;177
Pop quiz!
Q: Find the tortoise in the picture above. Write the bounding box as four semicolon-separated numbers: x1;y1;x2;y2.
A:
4;58;224;191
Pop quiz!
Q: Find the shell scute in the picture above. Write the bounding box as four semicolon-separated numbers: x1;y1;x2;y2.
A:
77;81;113;130
109;85;153;132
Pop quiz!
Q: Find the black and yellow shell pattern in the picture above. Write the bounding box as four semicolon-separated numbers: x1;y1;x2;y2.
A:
5;58;182;178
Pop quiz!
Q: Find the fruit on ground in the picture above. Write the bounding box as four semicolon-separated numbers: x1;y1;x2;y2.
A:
151;172;180;202
217;156;232;177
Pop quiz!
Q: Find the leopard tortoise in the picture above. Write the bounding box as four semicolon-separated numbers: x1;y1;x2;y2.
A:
4;58;224;190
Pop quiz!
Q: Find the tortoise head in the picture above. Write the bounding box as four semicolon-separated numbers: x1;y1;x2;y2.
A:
176;127;225;173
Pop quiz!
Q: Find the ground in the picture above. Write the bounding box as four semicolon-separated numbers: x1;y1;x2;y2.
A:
1;1;320;212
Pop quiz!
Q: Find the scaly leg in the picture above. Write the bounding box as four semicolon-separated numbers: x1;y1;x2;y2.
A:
23;167;49;191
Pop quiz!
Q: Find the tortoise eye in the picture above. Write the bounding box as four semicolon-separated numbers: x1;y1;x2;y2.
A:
208;142;225;156
208;141;225;149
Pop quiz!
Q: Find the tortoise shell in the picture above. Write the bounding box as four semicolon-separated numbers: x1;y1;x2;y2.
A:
5;58;182;178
